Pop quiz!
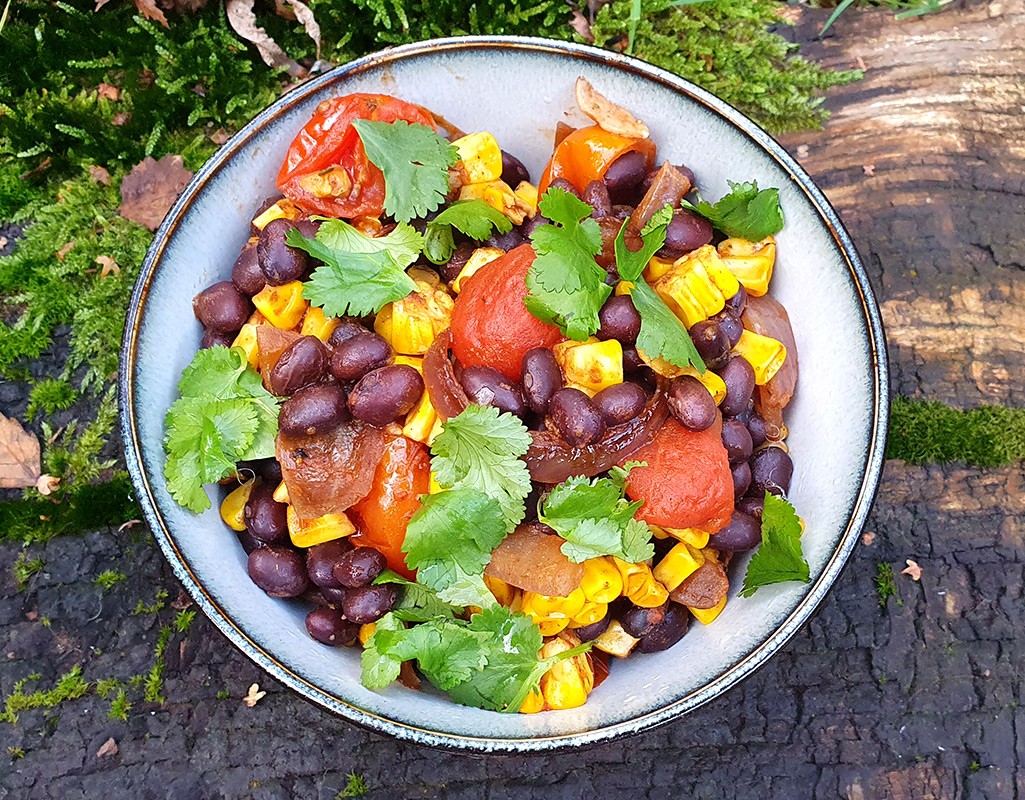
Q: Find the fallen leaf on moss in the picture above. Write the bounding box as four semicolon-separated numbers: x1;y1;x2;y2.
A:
96;255;121;277
95;0;168;27
901;559;922;581
226;0;319;78
0;237;8;250
119;155;192;231
210;128;231;145
36;474;60;495
96;737;119;758
97;83;121;101
111;112;132;127
88;165;111;185
117;519;143;532
55;241;76;261
243;683;267;708
0;414;42;489
170;589;194;610
570;10;593;42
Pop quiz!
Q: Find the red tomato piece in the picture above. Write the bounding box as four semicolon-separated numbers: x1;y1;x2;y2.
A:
449;244;564;382
622;417;734;532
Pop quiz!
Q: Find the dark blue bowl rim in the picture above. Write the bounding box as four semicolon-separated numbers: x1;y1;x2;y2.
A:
119;35;889;753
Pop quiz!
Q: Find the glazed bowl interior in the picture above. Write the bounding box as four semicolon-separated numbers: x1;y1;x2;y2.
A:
121;37;887;752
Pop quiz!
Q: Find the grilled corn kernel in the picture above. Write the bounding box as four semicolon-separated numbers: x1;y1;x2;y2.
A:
537;617;571;636
539;632;593;710
453;131;504;185
458;180;533;225
298;166;352;199
374;269;454;355
300;306;340;342
579;558;624;604
593;619;639;658
272;480;290;504
733;329;787;385
553;337;623;395
664;527;710;549
636;351;727;404
569;600;608;628
649;525;670;540
403;391;440;445
251;199;300;230
428;472;444;495
519;687;545;714
252;281;308;330
483;574;518;607
286;506;356;548
513;181;539;218
219;478;256;531
630;577;670;608
522;587;587;621
652;245;740;328
358;622;376;647
613;557;670;608
653;542;705;592
644;255;676;282
689;595;727;625
452;247;505;293
231;323;261;367
717;236;776;297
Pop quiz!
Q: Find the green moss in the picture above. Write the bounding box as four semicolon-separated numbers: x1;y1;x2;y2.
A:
132;589;169;616
12;552;44;588
174;609;196;633
888;397;1025;467
95;678;121;699
26;378;78;421
94;569;127;590
874;562;900;609
1;667;90;724
337;773;371;799
143;625;173;703
108;690;132;722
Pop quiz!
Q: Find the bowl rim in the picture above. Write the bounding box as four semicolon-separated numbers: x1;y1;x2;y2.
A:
119;34;889;753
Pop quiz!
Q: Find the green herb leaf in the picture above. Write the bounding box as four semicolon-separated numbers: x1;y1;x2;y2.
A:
614;204;673;282
422;199;514;264
740;493;810;597
302;217;424;265
682;180;784;241
373;570;461;622
351;118;459;223
526;187;610;340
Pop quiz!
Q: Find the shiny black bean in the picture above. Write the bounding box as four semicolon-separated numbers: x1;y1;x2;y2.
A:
718;356;756;418
667;375;717;432
732;461;752;498
237;529;264;555
725;285;748;316
279;384;349;437
519;215;549;239
521;348;562;415
327;318;369;348
622;347;645;374
748;414;768;448
330;332;392;383
714;311;744;349
257;218;309;285
231;240;265;295
348;365;424;427
620;602;668;639
721;419;754;465
659;208;713;257
342;584;398;624
548;388;606;447
247;546;310;597
611;204;634;220
333;546;387;589
306;607;359;646
460;365;526;416
200;328;235;349
268;336;329;397
635;604;690;653
593;382;647;427
500;150;531;186
546;177;581;199
320;586;348;606
305;539;355;589
750;446;794;497
582;180;612;218
727;399;755;425
192;281;252;334
709;510;762;552
603;150;648;200
438;241;476;284
597;295;641;345
736;496;764;520
689;319;730;369
292;218;321;241
573;614;610;642
254;457;283;485
244;482;288;544
486;228;526;251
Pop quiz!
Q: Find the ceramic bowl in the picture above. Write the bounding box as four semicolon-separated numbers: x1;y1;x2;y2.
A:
120;36;888;752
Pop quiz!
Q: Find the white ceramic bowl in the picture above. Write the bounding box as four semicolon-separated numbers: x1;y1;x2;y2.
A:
120;37;888;752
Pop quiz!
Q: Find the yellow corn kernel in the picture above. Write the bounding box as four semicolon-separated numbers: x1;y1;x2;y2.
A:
663;527;710;549
458;180;532;225
569;600;608;628
219;479;255;531
392;355;422;370
513;181;539;218
717;236;776;296
592;619;639;658
428;472;444;495
298;166;353;199
252;281;308;330
689;595;727;625
537;617;571;637
483;574;518;608
358;622;377;647
636;352;727;404
614;280;634;297
643;255;676;282
579;558;624;604
300;306;340;342
612;557;669;608
286;506;356;548
630;577;669;608
403;391;440;445
231;323;261;368
649;525;670;540
653;542;705;592
452;131;504;185
539;633;593;710
272;480;290;504
652;246;740;328
733;329;787;385
452;247;505;293
374;269;454;355
251;199;300;230
522;587;587;621
519;687;545;714
552;337;623;396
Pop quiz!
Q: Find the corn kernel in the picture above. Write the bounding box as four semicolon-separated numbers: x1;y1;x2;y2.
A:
663;527;710;549
614;280;635;297
298;166;352;199
689;595;727;625
272;480;290;504
733;329;787;385
644;255;676;282
569;600;608;628
300;306;340;342
539;632;593;710
630;577;669;608
251;199;299;230
483;574;518;608
592;619;639;658
358;623;377;647
652;246;740;328
653;542;705;592
717;236;776;296
374;269;453;355
231;323;261;368
613;557;669;608
428;472;444;495
458;180;532;225
579;557;624;604
452;131;504;185
403;391;440;445
519;687;545;714
513;181;539;218
553;337;623;396
522;587;586;620
219;479;255;531
537;617;571;637
452;247;504;293
252;281;308;330
649;525;670;540
286;506;356;548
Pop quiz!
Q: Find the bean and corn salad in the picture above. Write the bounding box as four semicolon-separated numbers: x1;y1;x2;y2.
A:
166;79;808;714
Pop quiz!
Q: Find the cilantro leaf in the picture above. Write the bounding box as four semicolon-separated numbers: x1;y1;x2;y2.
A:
614;204;673;282
740;493;810;597
430;405;532;530
682;180;784;241
422;200;514;264
539;474;655;564
351;118;459;223
526;187;610;341
300;217;424;265
359;613;408;689
373;570;461;622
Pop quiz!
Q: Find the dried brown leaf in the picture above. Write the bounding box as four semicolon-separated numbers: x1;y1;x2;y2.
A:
0;237;8;251
133;0;169;27
574;77;649;139
570;10;593;43
243;683;267;708
901;559;922;581
861;532;876;546
225;0;307;78
117;518;143;532
88;165;111;185
170;589;194;611
119;155;192;231
96;737;119;758
97;83;121;102
35;475;60;496
111;112;132;127
0;414;41;489
96;255;121;278
209;128;231;145
55;241;76;261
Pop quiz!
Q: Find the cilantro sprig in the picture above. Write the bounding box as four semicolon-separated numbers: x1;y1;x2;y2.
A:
164;346;280;513
740;493;810;597
423;199;513;264
372;570;461;623
682;180;784;241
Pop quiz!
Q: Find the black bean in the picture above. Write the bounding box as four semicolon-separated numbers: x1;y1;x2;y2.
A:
611;204;634;220
192;281;252;334
546;177;581;199
620;602;668;638
237;529;264;555
460;365;526;416
486;228;526;251
727;399;755;425
330;332;392;383
750;446;794;497
582;180;612;218
333;546;387;589
292;217;321;241
721;419;754;465
342;584;398;624
348;365;424;427
622;347;645;374
320;586;348;606
635;604;690;653
438;241;475;284
519;215;549;240
714;311;744;349
725;285;748;316
231;240;265;295
659;208;713;257
268;336;329;397
667;375;717;432
252;457;283;486
572;615;610;642
603;150;648;200
718;356;756;418
257;218;309;285
708;510;762;552
548;388;606;446
200;328;235;349
690;319;731;370
306;539;355;589
247;547;309;597
597;295;641;345
305;607;359;646
500;150;531;186
748;414;768;448
736;496;764;520
521;347;563;415
327;318;370;348
732;461;752;498
279;384;349;437
244;482;288;545
593;382;647;427
249;196;282;236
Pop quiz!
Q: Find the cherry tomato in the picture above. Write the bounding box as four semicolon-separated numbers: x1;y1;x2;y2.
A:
349;435;430;579
449;244;564;382
276;94;438;219
537;125;656;196
622;416;734;532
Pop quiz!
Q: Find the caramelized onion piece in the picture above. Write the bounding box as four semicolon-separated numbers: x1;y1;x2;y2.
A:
256;326;300;386
742;294;799;430
629;162;692;235
486;523;584;597
669;555;728;610
423;329;469;420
